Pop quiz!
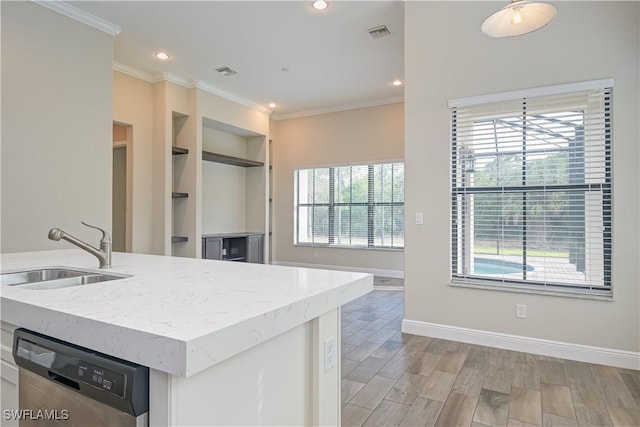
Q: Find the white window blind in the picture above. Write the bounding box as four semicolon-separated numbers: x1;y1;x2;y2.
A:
295;163;404;249
451;85;612;293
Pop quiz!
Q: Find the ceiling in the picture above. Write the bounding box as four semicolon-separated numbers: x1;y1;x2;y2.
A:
67;1;405;119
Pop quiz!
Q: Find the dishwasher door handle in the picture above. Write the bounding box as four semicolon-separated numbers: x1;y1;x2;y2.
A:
48;371;80;390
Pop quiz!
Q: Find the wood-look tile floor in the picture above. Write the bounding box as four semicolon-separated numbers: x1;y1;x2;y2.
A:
341;289;640;427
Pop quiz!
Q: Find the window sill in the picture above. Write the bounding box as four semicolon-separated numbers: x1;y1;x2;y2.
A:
449;280;613;301
294;243;404;252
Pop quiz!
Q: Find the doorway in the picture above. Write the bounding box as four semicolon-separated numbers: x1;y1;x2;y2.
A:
112;123;132;252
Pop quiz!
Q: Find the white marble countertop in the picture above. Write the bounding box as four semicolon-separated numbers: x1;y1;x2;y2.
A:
0;250;372;377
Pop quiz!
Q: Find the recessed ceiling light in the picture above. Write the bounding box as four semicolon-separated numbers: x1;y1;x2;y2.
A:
392;80;403;86
155;52;170;60
312;1;328;10
268;102;277;109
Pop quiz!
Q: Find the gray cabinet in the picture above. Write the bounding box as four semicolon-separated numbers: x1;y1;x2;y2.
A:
202;237;223;261
202;233;264;264
246;234;263;264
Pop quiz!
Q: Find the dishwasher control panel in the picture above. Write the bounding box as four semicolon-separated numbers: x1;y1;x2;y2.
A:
77;360;125;396
13;328;149;417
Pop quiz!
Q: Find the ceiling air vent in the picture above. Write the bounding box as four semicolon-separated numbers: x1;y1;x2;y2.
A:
367;25;391;39
216;66;237;76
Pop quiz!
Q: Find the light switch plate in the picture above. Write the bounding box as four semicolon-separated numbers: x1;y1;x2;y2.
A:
415;212;424;225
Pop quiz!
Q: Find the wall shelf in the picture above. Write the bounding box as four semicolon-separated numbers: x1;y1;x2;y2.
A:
172;192;189;199
172;146;189;155
172;236;188;243
202;150;264;167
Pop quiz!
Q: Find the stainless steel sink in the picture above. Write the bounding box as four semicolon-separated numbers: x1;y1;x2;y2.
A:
1;268;87;286
1;268;129;290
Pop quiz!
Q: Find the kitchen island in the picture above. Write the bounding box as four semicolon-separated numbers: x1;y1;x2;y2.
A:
0;249;372;426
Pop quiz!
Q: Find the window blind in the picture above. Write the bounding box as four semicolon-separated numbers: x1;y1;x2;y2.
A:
451;85;612;293
295;163;404;249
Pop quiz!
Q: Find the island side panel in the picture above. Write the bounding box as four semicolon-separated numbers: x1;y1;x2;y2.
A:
167;311;341;426
311;308;341;426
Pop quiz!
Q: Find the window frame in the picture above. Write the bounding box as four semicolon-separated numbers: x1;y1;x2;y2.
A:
294;161;405;250
449;80;613;296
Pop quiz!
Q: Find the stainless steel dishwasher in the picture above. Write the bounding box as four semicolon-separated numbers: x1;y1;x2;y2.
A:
12;329;149;427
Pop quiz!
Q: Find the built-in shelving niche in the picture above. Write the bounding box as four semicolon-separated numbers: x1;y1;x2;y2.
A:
172;111;191;254
201;117;267;254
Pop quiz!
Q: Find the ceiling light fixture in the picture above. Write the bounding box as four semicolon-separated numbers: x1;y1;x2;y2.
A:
481;0;557;38
155;52;170;60
312;1;328;11
268;102;277;109
392;80;403;87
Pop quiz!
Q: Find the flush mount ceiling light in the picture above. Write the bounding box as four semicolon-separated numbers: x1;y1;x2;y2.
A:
155;52;170;60
481;1;557;38
392;80;403;87
312;1;328;10
268;102;277;109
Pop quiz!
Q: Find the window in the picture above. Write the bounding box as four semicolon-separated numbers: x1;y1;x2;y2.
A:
450;81;612;294
295;162;404;249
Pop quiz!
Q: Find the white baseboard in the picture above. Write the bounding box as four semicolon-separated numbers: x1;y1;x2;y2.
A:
402;319;640;370
271;261;404;279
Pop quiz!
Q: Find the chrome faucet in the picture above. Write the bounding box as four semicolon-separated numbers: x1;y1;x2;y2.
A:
48;222;112;269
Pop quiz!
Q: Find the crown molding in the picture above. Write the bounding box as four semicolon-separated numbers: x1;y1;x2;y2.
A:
111;62;400;119
271;96;404;121
111;62;270;115
113;62;154;83
158;72;195;89
194;81;271;116
33;1;121;36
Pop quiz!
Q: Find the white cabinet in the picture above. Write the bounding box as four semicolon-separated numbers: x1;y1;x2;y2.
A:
1;322;19;427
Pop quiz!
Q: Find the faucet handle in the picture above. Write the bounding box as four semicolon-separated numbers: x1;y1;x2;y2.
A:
81;221;111;243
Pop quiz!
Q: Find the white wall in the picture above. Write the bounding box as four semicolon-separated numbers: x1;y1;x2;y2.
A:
272;103;404;275
113;71;155;254
404;2;639;353
1;2;113;253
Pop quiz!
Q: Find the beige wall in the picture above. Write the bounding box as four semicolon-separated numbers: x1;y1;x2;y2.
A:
202;127;247;234
272;103;404;275
404;2;639;352
113;72;155;254
1;2;113;253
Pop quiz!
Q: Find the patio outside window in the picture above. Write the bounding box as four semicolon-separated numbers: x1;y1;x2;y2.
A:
450;81;612;295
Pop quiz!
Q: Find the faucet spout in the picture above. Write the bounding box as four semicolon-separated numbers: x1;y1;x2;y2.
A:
48;223;112;269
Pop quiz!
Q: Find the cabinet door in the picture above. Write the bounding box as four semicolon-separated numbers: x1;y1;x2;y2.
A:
203;238;223;260
1;323;18;427
246;234;263;264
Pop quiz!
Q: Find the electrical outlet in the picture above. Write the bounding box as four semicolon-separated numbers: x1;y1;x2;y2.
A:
324;336;336;372
516;304;527;318
415;212;424;225
313;250;319;258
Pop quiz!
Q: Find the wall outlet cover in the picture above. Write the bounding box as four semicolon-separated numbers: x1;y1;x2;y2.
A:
324;336;336;372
